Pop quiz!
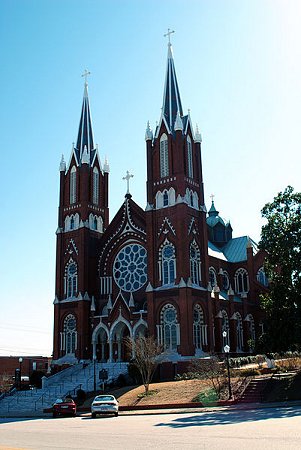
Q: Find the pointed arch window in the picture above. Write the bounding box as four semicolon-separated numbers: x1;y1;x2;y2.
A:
187;136;193;178
235;268;249;294
209;267;217;287
63;314;77;354
159;304;179;351
65;261;78;298
190;242;201;285
92;167;99;205
222;271;230;290
256;267;269;287
160;133;169;178
70;166;77;204
160;242;176;285
163;190;169;207
193;304;207;349
247;314;256;345
235;312;244;352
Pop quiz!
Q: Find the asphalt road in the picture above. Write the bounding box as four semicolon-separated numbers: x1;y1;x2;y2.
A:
1;406;301;450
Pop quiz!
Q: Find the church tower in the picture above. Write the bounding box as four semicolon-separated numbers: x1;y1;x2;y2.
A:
145;35;213;358
53;74;109;363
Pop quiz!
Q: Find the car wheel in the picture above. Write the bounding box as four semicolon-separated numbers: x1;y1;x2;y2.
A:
91;412;96;418
115;412;118;417
52;412;57;418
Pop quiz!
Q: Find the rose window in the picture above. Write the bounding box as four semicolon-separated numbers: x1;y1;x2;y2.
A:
113;244;147;292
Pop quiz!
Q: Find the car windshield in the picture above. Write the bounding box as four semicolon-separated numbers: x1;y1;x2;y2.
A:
94;395;115;402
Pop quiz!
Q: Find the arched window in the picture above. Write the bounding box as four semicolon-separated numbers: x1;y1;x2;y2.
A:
257;267;269;287
70;166;77;204
163;190;169;207
221;310;230;347
70;216;75;230
248;314;256;348
235;268;249;294
92;167;99;205
64;314;77;354
235;312;243;352
160;242;176;285
89;214;103;233
160;304;179;351
222;271;230;290
209;267;217;287
187;136;193;178
65;262;78;298
190;242;201;285
193;304;206;349
160;133;169;178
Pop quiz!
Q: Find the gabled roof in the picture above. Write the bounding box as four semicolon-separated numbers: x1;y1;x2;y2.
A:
208;236;258;263
223;236;258;263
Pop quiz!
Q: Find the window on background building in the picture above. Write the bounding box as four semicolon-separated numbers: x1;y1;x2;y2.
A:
66;262;78;298
92;167;99;205
161;243;176;285
247;314;256;343
256;267;269;287
235;268;249;294
70;166;77;204
64;314;77;354
190;242;201;285
235;312;243;351
160;134;169;178
193;304;206;349
222;271;230;290
187;136;193;178
209;267;217;287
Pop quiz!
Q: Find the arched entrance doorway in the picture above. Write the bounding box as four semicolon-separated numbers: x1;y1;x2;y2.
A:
109;320;132;362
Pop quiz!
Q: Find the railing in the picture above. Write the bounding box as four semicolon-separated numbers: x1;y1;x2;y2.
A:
233;375;255;399
42;363;83;389
65;384;82;399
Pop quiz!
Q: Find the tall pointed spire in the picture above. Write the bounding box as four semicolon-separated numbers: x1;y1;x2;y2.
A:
75;71;95;163
162;31;183;132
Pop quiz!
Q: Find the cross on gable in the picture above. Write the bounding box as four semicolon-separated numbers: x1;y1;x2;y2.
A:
122;170;134;195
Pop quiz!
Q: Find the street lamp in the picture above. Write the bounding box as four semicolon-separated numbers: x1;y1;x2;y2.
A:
18;357;23;390
222;331;232;399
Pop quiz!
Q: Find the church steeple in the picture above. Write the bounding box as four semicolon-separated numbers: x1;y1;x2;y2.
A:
74;71;96;164
162;32;183;132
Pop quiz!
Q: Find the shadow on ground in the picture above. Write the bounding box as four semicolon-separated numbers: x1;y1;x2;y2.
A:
155;406;301;428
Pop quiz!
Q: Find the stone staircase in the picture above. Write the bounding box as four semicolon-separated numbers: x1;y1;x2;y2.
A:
238;376;271;403
0;361;128;416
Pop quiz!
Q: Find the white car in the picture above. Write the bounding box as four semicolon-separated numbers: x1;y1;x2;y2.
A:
91;395;119;418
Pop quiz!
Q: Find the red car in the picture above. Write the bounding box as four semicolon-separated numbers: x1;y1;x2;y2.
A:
52;397;77;418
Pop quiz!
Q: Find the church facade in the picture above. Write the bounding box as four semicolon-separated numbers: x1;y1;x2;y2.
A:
52;42;268;367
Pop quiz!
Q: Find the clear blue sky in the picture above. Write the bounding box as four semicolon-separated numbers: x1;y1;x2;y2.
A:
1;0;300;356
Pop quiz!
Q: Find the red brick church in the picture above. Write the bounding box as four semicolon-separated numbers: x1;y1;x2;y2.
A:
52;39;268;367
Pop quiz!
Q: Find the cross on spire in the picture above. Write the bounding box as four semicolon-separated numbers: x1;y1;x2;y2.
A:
210;194;215;203
122;170;134;195
164;28;175;45
81;69;91;85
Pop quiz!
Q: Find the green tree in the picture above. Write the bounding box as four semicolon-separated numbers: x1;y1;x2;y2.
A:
259;186;301;351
